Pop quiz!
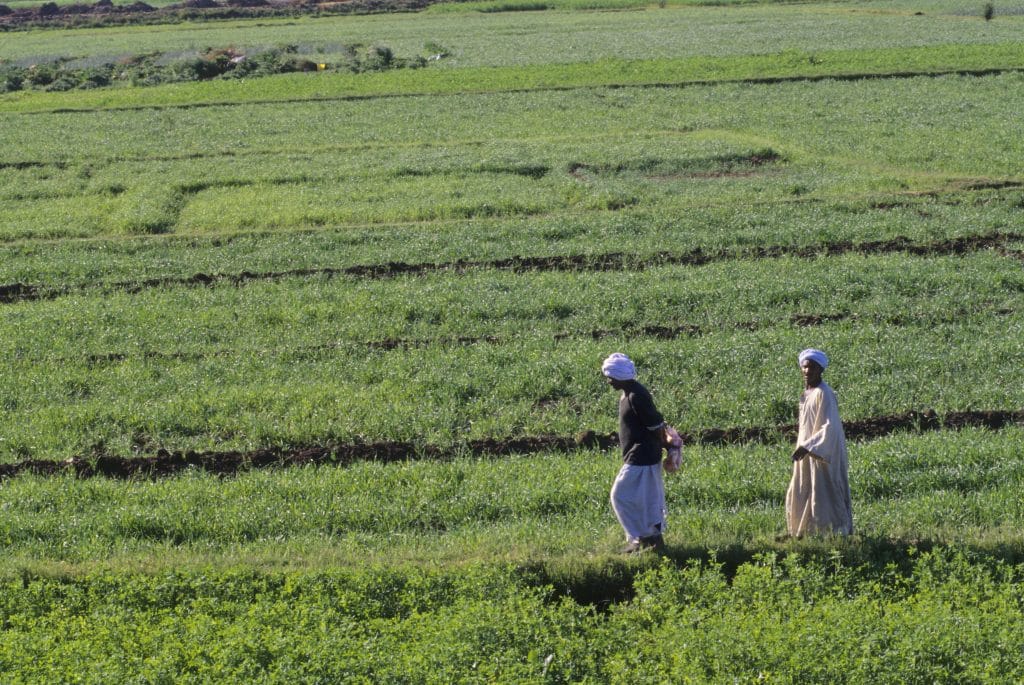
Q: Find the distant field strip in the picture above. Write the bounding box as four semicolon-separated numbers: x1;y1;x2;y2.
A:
69;302;1017;368
15;65;1024;116
0;194;1020;288
2;229;1020;304
2;409;1022;479
4;73;1023;241
3;44;1024;114
3;427;1023;571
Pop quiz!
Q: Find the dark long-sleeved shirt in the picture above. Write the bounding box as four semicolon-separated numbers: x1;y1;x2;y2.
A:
618;381;665;466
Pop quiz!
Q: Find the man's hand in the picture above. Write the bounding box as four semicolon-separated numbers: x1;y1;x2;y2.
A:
791;446;809;462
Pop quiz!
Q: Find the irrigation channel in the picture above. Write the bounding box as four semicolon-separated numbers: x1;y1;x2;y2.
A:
1;229;1022;305
1;408;1021;480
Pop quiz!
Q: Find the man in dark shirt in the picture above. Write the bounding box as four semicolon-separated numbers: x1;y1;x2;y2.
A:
601;353;670;553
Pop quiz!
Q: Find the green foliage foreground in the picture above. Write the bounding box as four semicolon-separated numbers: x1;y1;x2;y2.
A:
2;548;1022;683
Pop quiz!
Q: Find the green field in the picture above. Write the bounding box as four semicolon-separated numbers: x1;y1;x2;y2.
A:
2;0;1024;681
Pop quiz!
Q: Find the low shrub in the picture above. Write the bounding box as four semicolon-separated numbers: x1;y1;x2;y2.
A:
0;68;22;92
0;43;425;94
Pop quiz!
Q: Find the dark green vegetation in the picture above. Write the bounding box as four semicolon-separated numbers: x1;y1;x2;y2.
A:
3;550;1024;682
0;43;425;94
2;0;1024;681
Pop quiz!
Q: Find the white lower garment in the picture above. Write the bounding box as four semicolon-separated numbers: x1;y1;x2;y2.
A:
610;463;666;542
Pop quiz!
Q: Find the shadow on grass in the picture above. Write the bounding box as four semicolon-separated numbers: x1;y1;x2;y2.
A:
526;534;1024;610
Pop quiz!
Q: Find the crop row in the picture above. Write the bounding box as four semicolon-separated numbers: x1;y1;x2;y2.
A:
0;427;1022;564
3;251;1021;352
0;252;1021;459
0;131;775;188
2;225;1019;303
0;193;1020;287
0;326;1017;458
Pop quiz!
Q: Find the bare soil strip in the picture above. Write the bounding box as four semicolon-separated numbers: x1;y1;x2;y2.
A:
1;229;1021;306
1;409;1020;480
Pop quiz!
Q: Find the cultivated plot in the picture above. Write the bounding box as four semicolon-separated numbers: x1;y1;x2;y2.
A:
1;1;1023;681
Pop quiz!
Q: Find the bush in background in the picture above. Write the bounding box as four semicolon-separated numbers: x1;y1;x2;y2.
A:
0;42;425;93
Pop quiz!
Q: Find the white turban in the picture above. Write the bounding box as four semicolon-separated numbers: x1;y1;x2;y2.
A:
798;348;829;370
601;353;636;381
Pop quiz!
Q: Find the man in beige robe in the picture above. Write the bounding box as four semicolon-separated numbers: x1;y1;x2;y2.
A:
786;348;853;537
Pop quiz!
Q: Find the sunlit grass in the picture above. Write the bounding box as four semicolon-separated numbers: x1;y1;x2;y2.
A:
0;428;1021;571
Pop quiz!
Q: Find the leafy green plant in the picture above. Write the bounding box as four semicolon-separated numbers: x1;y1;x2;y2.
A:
0;42;424;95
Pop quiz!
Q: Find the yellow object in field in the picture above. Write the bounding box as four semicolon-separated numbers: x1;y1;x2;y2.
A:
317;63;327;71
